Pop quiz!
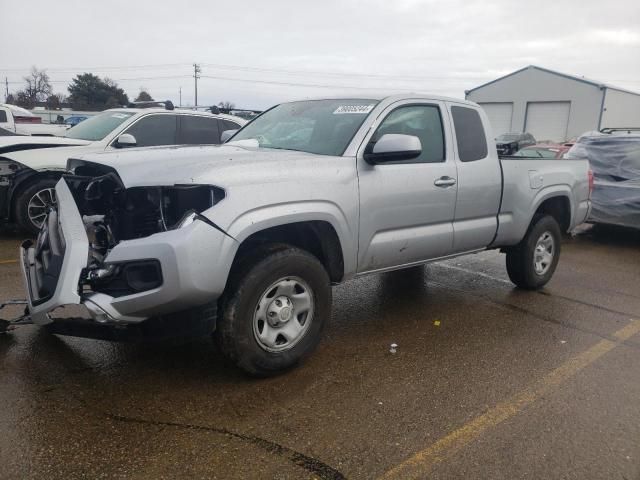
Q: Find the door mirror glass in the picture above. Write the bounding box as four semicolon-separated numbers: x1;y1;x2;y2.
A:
364;134;422;163
115;133;137;148
221;129;238;143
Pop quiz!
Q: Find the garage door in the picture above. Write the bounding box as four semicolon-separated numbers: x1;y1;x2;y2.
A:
525;101;571;142
479;103;513;137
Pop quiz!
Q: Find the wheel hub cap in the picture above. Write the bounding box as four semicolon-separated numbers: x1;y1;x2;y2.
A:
267;296;293;326
533;231;554;275
253;277;314;352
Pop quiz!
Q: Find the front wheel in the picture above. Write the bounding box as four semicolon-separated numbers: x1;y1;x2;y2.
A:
14;177;59;235
215;244;331;376
506;215;562;289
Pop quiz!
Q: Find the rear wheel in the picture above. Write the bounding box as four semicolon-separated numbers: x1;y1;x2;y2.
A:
14;177;59;235
215;244;331;376
506;215;562;289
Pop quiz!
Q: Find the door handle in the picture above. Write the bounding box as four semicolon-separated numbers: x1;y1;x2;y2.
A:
434;176;457;187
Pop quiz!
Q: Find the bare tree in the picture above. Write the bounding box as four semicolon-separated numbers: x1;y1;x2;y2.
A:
23;66;52;103
218;101;235;111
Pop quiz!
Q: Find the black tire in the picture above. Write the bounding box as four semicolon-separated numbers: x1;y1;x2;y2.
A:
506;215;562;290
14;177;59;235
215;244;331;376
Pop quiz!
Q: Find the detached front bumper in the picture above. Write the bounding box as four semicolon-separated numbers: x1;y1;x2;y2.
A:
20;178;89;324
20;178;229;327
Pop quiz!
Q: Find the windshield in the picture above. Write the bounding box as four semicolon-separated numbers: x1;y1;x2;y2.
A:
64;111;135;141
229;99;378;156
496;134;521;142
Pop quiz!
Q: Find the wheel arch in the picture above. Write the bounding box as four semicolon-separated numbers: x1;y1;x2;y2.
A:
8;169;64;221
534;195;571;233
229;219;346;284
531;188;573;233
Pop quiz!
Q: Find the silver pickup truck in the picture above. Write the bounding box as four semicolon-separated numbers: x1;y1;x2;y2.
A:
19;94;592;375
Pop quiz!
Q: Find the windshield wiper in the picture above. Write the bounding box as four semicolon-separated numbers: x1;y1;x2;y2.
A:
260;146;307;153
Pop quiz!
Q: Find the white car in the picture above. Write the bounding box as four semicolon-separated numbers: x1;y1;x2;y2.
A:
0;105;246;233
0;104;70;137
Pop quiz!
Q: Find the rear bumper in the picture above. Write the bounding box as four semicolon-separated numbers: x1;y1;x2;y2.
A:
576;199;592;227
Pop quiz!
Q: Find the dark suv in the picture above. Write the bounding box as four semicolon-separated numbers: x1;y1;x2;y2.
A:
495;132;536;156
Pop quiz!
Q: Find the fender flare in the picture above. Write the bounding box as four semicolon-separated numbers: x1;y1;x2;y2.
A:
529;185;574;229
214;200;356;287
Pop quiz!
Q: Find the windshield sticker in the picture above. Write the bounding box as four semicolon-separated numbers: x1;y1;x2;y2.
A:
333;105;375;114
111;113;129;119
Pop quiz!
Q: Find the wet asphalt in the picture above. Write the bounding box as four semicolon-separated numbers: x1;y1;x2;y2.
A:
1;224;639;479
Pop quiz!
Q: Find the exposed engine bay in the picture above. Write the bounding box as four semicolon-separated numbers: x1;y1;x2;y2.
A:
65;160;225;299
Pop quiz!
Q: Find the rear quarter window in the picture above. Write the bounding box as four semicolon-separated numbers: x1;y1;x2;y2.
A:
451;106;488;162
179;115;221;144
221;119;242;131
0;110;7;122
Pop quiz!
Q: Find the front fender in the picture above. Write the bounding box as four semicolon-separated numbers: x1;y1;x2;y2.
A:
225;200;356;274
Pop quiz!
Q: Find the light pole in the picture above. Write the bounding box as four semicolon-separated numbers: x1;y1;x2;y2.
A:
193;64;201;108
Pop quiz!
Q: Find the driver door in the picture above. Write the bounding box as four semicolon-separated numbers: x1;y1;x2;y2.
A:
356;101;458;273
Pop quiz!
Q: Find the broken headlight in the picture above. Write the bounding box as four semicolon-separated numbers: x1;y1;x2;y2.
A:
158;184;225;229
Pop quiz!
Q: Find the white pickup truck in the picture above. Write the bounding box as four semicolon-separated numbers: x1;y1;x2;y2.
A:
18;94;592;375
0;104;69;137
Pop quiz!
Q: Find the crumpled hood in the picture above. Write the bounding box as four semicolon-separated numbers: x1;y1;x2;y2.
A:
0;135;91;154
74;144;336;188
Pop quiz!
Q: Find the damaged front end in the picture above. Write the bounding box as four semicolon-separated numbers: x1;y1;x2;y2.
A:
21;159;229;332
66;160;225;302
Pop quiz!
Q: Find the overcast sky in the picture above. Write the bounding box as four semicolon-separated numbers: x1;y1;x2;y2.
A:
1;0;639;110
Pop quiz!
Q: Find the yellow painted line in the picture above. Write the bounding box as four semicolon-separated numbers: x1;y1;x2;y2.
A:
0;259;18;265
381;319;640;480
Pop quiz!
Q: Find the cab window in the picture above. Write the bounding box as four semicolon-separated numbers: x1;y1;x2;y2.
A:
370;105;445;163
123;114;178;147
451;106;488;162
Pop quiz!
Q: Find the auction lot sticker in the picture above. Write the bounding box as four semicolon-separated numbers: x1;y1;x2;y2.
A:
333;105;375;114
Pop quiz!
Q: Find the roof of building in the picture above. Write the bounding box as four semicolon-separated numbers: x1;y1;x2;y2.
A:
466;65;640;98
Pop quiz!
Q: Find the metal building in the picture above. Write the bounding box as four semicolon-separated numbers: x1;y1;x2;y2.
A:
465;65;640;142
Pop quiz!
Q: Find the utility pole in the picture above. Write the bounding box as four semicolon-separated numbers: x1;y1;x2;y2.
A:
179;87;182;107
4;77;8;102
193;63;201;108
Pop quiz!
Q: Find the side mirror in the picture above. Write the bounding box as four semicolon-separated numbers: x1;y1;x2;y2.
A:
364;134;422;164
115;133;137;148
220;129;238;143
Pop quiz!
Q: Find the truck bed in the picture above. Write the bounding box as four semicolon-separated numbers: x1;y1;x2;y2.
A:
492;156;591;246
